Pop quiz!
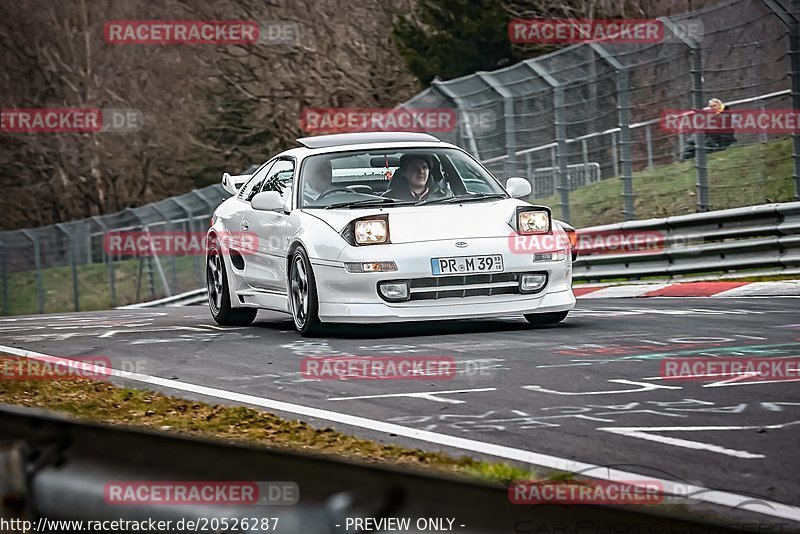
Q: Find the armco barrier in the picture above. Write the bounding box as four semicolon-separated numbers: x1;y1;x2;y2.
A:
0;404;773;532
574;201;800;280
129;202;800;308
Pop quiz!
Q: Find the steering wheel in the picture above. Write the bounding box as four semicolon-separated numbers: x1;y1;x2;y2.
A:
315;187;356;200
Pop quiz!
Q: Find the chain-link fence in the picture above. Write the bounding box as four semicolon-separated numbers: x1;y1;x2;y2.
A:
0;186;229;315
401;0;800;227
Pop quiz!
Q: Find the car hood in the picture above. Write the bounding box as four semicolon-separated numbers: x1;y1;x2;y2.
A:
303;199;541;243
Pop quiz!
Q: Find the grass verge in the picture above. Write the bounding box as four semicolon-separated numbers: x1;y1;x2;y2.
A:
0;355;538;484
529;138;795;228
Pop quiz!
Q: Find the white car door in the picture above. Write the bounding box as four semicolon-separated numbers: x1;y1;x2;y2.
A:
243;158;295;293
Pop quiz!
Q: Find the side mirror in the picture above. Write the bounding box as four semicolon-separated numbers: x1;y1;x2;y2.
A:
251;191;285;211
505;177;532;198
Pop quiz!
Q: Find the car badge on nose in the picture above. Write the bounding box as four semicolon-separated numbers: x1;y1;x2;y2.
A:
455;241;468;248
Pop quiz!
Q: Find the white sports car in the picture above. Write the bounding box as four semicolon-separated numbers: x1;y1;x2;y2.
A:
207;132;576;336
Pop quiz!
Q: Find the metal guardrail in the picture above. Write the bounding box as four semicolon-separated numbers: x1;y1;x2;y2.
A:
573;201;800;280
117;288;207;309
0;405;748;533
126;202;800;309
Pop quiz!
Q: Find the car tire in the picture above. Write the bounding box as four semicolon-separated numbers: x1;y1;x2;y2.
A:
207;239;257;326
523;311;569;325
289;247;323;337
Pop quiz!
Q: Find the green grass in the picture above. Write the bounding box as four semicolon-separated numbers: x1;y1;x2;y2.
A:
530;138;796;228
4;255;205;315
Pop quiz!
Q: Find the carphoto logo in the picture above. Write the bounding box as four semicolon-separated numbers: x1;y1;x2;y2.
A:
104;20;259;45
104;481;298;506
509;480;664;505
300;356;456;380
0;355;111;381
661;109;800;134
509;19;664;44
660;357;800;382
299;108;457;134
1;108;143;133
103;231;260;256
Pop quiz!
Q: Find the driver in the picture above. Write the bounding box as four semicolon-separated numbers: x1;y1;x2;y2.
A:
302;158;333;204
385;154;444;201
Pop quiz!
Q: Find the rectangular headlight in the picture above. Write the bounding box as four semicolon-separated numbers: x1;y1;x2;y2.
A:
518;210;550;234
354;219;389;245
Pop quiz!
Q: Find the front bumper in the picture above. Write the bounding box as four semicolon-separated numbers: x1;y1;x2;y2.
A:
312;237;574;323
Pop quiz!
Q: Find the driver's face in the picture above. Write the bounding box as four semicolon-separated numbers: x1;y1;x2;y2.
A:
405;160;429;188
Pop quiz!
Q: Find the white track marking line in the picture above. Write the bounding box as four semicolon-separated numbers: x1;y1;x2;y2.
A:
327;388;496;404
1;344;798;523
599;421;800;460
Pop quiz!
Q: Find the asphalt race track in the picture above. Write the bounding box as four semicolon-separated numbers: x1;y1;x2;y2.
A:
1;297;799;520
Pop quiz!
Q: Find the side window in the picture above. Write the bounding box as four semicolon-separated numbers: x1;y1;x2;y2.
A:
238;161;275;202
260;159;295;205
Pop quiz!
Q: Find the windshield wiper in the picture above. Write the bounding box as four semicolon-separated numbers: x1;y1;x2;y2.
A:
415;193;507;206
324;198;414;209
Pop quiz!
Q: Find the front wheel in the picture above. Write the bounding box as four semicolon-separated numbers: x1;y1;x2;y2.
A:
524;310;569;325
289;247;323;337
207;240;257;326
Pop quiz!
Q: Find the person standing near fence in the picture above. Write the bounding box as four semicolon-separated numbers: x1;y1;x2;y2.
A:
681;98;737;160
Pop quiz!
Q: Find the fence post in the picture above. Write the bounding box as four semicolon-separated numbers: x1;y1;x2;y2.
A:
475;72;517;178
91;216;116;307
660;16;708;211
20;230;44;314
646;124;654;170
527;60;570;223
126;208;171;298
762;0;800;200
55;224;79;312
150;204;178;293
590;42;634;220
172;198;203;287
431;81;482;159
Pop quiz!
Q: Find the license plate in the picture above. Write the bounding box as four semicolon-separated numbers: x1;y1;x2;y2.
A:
431;254;503;275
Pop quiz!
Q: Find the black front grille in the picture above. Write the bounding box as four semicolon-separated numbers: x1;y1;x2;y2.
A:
409;273;521;301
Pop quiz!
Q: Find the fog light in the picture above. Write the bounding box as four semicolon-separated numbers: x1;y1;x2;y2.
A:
345;261;397;273
533;250;567;262
378;281;409;302
520;273;547;293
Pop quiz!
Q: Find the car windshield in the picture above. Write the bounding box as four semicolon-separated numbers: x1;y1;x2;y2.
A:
298;147;507;208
